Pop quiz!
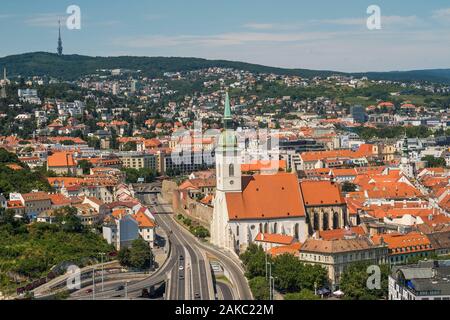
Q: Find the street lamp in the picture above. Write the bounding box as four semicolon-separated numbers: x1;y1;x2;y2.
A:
271;276;278;300
125;280;130;299
266;262;272;299
92;268;95;300
265;252;268;280
99;252;106;292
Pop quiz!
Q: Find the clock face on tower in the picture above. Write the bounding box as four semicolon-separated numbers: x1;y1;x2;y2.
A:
230;180;234;185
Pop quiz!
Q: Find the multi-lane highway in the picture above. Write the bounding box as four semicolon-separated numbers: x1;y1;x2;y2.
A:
146;191;252;300
69;186;250;300
143;193;213;300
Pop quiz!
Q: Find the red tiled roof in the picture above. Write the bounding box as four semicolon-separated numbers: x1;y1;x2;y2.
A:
254;233;295;245
47;152;76;167
300;180;345;206
318;226;366;241
268;243;302;257
372;232;433;254
241;160;286;172
225;173;306;220
133;212;156;228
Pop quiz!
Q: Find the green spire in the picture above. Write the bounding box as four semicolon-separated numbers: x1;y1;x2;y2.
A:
224;91;231;120
219;91;237;148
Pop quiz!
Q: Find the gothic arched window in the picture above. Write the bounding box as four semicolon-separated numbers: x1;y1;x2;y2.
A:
229;164;235;177
294;223;299;240
333;212;339;229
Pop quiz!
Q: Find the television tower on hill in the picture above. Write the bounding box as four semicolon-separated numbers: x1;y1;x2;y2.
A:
0;68;8;99
57;20;63;56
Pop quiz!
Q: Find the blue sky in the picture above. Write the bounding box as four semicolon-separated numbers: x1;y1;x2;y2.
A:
1;0;450;72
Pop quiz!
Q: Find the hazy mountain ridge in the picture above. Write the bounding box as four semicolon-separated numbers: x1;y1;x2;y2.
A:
1;52;449;84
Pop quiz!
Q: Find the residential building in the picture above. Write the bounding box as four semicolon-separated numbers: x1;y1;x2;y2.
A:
372;232;434;265
103;214;140;250
47;152;82;176
299;236;388;289
389;260;450;300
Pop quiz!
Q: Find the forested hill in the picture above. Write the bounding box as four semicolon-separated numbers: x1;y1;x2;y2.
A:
1;52;450;84
0;52;341;80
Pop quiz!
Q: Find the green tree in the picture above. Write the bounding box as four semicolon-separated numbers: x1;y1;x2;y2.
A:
118;247;131;266
284;289;319;300
341;182;357;192
249;276;270;300
340;262;390;300
128;238;153;270
78;159;93;175
273;254;303;292
53;206;83;233
60;140;75;146
121;168;156;183
189;225;210;239
240;244;269;278
122;141;137;152
86;137;101;149
272;253;328;293
421;155;446;168
0;149;52;194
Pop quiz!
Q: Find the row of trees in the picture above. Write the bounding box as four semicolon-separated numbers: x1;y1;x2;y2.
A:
421;155;447;168
353;125;433;140
176;214;210;239
118;238;153;270
0;207;113;292
0;149;52;195
240;244;327;300
240;244;392;300
121;168;157;183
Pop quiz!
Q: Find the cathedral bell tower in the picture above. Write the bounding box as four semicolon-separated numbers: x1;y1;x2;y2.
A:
215;91;241;193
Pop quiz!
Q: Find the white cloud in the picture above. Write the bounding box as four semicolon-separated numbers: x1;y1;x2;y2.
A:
243;23;275;30
382;15;420;27
25;13;64;28
110;26;450;72
432;8;450;24
114;31;339;48
321;15;419;27
0;14;16;20
243;15;420;32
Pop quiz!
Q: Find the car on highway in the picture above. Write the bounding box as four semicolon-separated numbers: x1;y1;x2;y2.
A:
86;288;93;294
179;265;184;271
194;293;201;300
179;274;184;280
141;288;150;298
115;285;124;291
179;255;184;260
